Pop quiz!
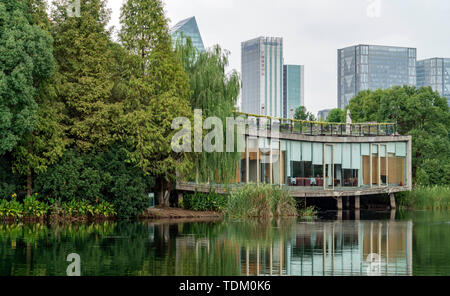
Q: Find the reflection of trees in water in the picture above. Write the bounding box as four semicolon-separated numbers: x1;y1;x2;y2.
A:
0;219;415;276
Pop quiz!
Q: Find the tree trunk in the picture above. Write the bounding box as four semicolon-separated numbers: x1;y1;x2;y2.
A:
27;169;32;197
162;180;172;208
158;178;164;207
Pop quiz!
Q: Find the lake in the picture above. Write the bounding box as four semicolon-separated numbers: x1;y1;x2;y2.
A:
0;211;449;276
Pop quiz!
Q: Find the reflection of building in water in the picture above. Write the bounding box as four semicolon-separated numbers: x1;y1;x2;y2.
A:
237;221;413;276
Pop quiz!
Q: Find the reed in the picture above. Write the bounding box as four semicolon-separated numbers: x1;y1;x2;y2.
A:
398;186;450;210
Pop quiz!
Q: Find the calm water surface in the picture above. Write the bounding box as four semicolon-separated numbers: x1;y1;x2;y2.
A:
0;211;449;276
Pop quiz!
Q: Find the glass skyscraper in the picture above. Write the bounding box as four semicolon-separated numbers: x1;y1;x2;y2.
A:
417;58;450;106
170;16;205;52
241;37;284;118
338;45;417;109
283;65;305;119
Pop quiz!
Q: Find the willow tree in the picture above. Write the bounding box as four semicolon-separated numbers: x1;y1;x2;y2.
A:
176;38;241;184
119;0;193;207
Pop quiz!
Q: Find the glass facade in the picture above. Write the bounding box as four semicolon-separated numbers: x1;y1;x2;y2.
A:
170;17;205;52
338;45;417;109
241;139;408;189
283;65;305;119
417;58;450;106
241;37;284;118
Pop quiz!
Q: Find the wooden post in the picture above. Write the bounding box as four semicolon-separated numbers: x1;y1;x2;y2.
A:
390;193;396;209
355;196;361;210
336;197;343;211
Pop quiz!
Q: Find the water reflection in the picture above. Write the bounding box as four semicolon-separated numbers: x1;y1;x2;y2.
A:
0;216;417;276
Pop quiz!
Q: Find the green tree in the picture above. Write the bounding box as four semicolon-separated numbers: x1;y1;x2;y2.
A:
294;106;315;121
347;86;450;185
176;38;241;184
326;108;345;123
0;0;55;155
118;0;193;207
51;0;115;151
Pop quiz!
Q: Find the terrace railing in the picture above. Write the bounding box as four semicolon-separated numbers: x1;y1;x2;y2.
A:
237;113;398;137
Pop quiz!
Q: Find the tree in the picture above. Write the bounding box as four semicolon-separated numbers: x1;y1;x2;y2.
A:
176;38;241;184
51;0;116;151
326;108;345;123
0;0;55;155
118;0;193;207
347;86;450;185
294;106;315;121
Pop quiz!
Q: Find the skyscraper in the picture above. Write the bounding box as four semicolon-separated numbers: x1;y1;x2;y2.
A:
170;16;205;52
338;45;417;109
283;65;305;119
241;37;284;118
417;58;450;106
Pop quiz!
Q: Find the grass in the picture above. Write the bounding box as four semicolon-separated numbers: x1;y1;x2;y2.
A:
398;186;450;210
223;184;298;219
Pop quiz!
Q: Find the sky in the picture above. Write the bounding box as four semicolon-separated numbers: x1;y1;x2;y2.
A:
104;0;450;115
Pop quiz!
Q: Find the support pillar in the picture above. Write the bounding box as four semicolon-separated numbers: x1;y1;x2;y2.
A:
355;196;361;210
346;196;350;209
390;193;396;210
336;197;343;211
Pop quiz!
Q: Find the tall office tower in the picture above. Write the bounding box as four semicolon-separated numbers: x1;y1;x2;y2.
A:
338;45;417;109
170;16;205;52
417;58;450;106
241;37;284;118
283;65;305;119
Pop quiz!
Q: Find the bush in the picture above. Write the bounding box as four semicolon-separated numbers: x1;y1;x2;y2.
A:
35;146;154;218
23;195;50;218
224;184;298;219
183;191;227;212
0;198;23;219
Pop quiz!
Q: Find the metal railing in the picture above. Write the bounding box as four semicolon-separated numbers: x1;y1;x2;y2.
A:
237;112;398;137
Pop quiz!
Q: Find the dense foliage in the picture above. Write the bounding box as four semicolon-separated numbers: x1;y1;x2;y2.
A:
183;191;228;212
0;0;196;217
347;86;450;186
294;106;316;121
326;108;345;123
224;184;298;219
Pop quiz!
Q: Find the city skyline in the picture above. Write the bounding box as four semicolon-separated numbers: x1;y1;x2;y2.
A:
104;0;450;114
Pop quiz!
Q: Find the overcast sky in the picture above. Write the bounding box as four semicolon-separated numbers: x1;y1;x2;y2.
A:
105;0;450;115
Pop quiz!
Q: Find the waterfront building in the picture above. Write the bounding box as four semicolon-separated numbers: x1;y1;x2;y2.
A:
283;65;305;119
317;109;333;121
177;114;412;208
417;57;450;106
338;45;417;109
170;16;205;52
241;37;284;118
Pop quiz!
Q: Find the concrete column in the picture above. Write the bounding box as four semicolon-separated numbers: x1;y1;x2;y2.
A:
355;210;360;220
390;193;396;209
355;196;361;210
336;197;343;211
346;197;350;209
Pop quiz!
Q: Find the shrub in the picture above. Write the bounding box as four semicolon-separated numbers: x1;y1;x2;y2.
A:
183;191;227;212
35;146;154;218
23;195;50;218
0;198;23;219
224;184;298;219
